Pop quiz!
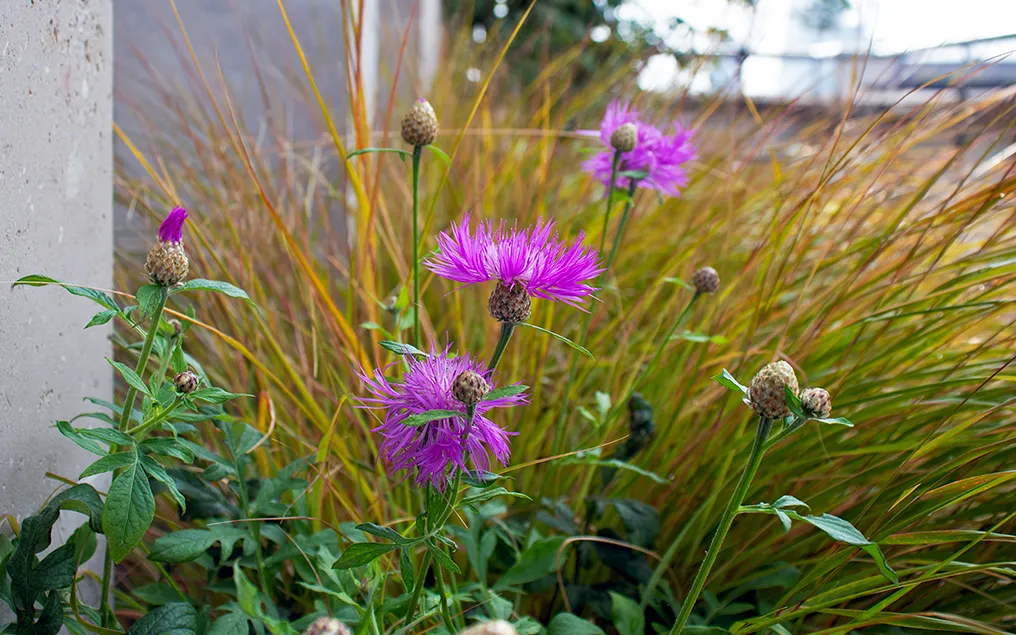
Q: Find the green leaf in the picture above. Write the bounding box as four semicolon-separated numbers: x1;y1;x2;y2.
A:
140;438;195;463
610;592;645;635
785;386;805;418
494;536;566;589
515;322;594;358
773;495;810;510
127;602;197;635
103;450;156;563
175;279;254;305
461;471;506;488
427;544;461;574
80;452;136;478
108;359;153;397
332;542;400;569
425;145;452;164
136;284;163;319
459;487;532;509
189;387;251;404
620;169;650;180
78;427;135;447
714;369;748;395
148;530;218;564
671;331;728;346
547;613;605;635
663;276;696;291
355;522;409;544
378;340;429;357
233;563;260;617
85;309;118;328
140;455;186;513
346;147;412;160
401;409;465;427
559;456;669;485
815;416;854;427
208;610;250;635
480;384;529;402
56;421;106;456
170;341;187;374
359;321;382;330
13;275;118;310
769;625;792;635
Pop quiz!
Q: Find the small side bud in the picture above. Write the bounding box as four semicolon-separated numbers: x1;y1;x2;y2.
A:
173;370;200;394
610;122;638;153
301;617;351;635
460;620;518;635
488;283;532;323
800;387;832;418
401;99;439;147
452;370;490;407
167;319;183;336
692;266;720;294
748;361;799;419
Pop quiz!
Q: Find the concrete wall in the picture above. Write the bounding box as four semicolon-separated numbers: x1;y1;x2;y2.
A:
0;0;113;608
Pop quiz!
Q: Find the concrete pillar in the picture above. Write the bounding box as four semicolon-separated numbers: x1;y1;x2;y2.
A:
0;0;113;609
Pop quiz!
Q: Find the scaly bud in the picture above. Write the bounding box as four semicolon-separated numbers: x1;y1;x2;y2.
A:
452;370;490;407
173;370;199;394
610;122;638;153
801;387;832;418
401;99;439;147
487;282;532;323
692;266;720;294
748;361;799;419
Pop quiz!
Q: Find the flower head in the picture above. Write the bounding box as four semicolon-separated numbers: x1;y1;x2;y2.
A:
173;370;199;394
693;266;720;294
747;361;799;419
158;207;188;244
401;98;439;147
302;618;351;635
801;387;832;418
583;100;696;197
425;213;603;314
359;346;526;490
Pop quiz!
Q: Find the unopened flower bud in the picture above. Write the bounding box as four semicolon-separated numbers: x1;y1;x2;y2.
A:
488;283;532;323
145;207;190;287
301;617;351;635
460;620;518;635
167;319;183;335
610;122;638;153
173;370;199;394
801;387;832;418
452;370;490;407
401;99;438;147
748;361;799;419
692;266;720;294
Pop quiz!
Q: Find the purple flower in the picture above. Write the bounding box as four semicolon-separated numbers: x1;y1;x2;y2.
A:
158;207;188;243
359;346;526;490
582;100;696;197
424;213;603;309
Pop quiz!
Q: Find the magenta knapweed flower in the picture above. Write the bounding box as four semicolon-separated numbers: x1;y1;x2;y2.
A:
359;346;526;490
158;207;188;243
424;213;603;312
582;100;696;197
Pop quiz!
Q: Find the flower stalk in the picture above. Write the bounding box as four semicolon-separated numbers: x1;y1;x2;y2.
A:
487;321;516;374
411;144;423;348
669;417;772;634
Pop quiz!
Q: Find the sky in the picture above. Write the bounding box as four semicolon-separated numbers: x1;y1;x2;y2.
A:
620;0;1016;94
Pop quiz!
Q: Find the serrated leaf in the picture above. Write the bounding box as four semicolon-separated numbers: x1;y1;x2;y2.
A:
136;284;163;319
515;322;594;358
427;544;461;574
175;279;254;305
108;359;153;397
103;450;155;563
80;451;136;478
714;369;748;395
481;384;529;402
332;542;399;569
378;340;428;357
401;409;465;427
141;455;186;513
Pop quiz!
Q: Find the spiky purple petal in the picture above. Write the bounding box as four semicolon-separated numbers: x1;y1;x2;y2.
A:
158;207;188;243
582;100;697;197
424;214;603;308
359;346;526;490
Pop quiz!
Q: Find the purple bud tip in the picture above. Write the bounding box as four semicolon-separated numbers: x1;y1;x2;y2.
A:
158;206;188;243
417;98;427;103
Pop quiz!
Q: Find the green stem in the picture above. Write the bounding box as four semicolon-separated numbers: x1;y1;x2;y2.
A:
550;178;638;457
234;448;272;597
669;417;772;635
598;151;623;256
604;180;639;274
127;396;183;439
486;321;515;374
412;144;423;349
432;560;458;633
100;286;169;628
404;550;432;624
763;415;807;451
